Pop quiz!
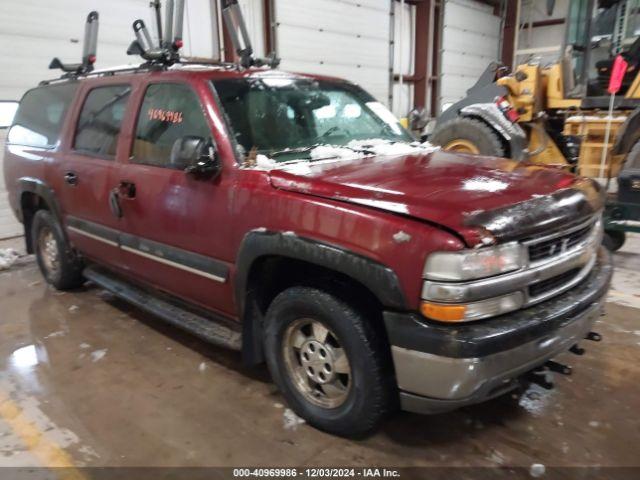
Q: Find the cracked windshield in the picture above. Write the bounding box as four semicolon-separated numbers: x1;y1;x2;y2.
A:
212;76;419;167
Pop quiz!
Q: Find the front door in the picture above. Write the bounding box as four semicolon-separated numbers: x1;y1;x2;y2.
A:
114;81;235;316
54;83;132;269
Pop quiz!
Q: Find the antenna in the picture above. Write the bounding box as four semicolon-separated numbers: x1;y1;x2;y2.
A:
49;11;100;75
127;0;185;65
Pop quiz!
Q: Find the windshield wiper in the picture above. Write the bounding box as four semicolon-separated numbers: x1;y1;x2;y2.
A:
268;144;320;158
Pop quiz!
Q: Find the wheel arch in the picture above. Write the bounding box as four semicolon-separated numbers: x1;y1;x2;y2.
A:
17;178;66;254
235;231;407;365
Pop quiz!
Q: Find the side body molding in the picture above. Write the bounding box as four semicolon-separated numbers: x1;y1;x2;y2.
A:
235;231;408;364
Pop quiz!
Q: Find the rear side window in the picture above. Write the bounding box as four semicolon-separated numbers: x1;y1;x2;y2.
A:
8;83;78;148
131;83;210;168
74;85;131;158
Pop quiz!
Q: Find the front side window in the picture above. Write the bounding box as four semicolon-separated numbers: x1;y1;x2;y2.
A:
74;85;131;157
8;83;78;148
131;83;211;169
212;76;413;163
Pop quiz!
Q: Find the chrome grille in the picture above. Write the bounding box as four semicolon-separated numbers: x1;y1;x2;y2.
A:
529;268;581;298
528;223;593;263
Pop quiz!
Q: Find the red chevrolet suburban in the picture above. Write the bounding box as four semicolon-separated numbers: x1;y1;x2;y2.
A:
2;63;612;436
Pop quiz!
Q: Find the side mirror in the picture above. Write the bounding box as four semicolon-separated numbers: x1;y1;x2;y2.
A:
0;101;18;129
170;136;221;179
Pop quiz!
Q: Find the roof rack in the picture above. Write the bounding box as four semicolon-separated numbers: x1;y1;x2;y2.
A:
39;60;240;86
127;0;185;66
222;0;279;68
49;11;99;76
42;0;279;85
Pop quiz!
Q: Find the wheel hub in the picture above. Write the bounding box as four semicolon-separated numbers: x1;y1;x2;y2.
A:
282;318;352;408
299;340;336;384
39;228;59;274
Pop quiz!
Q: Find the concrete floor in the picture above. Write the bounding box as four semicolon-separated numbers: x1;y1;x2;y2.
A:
0;235;639;471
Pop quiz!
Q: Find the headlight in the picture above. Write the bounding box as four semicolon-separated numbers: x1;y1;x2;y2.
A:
423;242;526;281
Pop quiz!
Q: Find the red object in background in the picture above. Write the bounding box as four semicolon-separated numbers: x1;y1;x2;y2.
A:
608;55;629;94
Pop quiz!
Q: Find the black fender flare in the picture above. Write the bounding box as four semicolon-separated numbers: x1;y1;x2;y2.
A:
613;107;640;155
458;103;528;161
16;177;67;251
235;230;407;364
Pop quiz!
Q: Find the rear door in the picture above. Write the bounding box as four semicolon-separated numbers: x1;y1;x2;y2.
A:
53;82;132;268
113;80;235;316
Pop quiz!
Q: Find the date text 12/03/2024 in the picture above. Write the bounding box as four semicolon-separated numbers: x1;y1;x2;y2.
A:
232;468;401;478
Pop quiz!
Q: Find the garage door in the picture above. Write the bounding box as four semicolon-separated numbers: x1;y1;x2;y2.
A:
439;0;501;112
274;0;392;105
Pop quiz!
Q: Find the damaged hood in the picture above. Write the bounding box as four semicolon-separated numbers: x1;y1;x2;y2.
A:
268;150;604;246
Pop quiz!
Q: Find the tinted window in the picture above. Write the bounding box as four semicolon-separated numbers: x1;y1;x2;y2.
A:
74;85;131;157
8;83;78;148
132;83;210;169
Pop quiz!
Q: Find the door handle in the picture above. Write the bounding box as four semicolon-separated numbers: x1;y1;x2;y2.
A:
118;181;136;199
64;171;78;186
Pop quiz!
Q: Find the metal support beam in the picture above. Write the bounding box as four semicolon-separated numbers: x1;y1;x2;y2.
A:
430;0;441;116
263;0;275;54
501;0;518;69
413;0;430;109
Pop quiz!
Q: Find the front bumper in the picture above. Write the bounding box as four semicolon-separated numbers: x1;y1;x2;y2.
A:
384;247;613;414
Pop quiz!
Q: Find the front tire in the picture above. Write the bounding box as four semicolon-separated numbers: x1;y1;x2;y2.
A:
431;117;506;157
263;287;394;437
32;210;84;290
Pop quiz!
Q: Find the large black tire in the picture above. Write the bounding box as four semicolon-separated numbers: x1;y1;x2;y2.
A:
603;230;626;252
31;210;84;290
431;117;506;157
263;286;394;437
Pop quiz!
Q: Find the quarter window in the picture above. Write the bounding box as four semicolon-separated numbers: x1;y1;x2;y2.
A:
74;85;131;157
8;83;78;148
132;83;210;169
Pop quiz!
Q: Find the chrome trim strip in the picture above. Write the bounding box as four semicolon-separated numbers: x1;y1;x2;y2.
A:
68;226;119;247
521;215;596;247
66;217;228;283
120;245;226;283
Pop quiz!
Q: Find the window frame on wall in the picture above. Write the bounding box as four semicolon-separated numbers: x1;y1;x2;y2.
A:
72;84;132;160
130;81;212;170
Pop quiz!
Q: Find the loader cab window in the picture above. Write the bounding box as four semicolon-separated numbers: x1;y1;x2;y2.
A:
564;0;594;97
74;85;131;158
566;0;640;97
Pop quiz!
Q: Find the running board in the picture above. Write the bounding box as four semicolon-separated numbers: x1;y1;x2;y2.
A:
84;266;241;350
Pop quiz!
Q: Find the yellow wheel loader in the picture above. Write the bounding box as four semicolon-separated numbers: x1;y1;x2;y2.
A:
431;0;640;250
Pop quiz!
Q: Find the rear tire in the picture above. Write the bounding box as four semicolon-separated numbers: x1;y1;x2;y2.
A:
603;230;626;251
431;117;506;157
32;210;84;290
263;286;394;437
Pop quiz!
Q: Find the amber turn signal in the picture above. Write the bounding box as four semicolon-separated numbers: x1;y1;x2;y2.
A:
420;302;466;322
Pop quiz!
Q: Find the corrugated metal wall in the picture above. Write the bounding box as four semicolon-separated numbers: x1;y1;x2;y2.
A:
439;0;502;111
274;0;392;107
0;0;218;100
